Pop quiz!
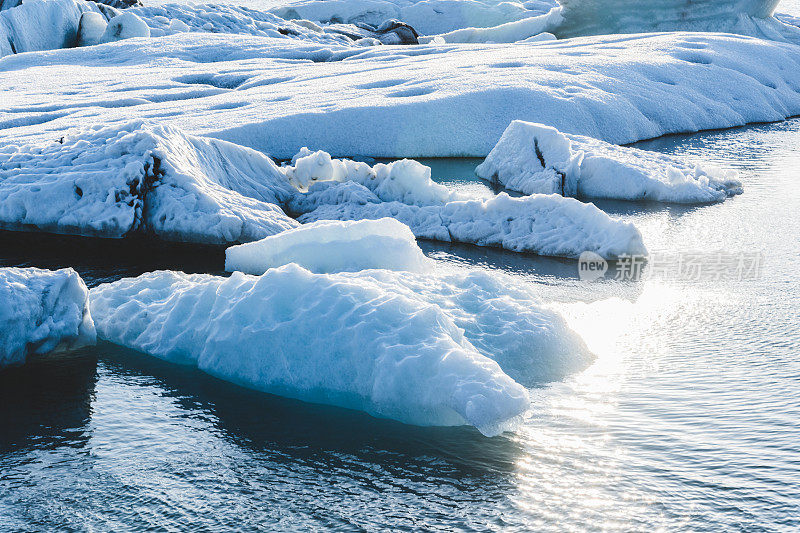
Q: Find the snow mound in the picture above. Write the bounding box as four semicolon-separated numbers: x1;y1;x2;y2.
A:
299;191;646;259
225;218;431;274
284;148;455;205
1;267;95;369
0;122;298;243
89;266;531;436
477;121;743;203
100;12;149;43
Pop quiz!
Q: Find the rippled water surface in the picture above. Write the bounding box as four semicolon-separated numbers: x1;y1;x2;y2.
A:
2;119;799;531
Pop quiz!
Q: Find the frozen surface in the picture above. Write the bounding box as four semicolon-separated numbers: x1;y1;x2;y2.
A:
89;266;533;436
225;218;431;274
3;32;800;159
477;121;743;203
0;122;298;243
0;267;95;368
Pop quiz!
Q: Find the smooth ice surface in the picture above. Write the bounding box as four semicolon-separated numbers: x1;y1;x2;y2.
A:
477;121;743;203
0;267;95;368
225;218;431;274
89;266;532;436
3;32;800;158
284;150;646;259
0;122;298;243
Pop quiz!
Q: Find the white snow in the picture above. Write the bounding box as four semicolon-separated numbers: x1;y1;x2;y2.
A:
88;266;533;436
0;121;298;243
3;32;799;159
225;218;431;274
100;12;150;43
477;121;743;203
0;267;96;368
77;11;108;47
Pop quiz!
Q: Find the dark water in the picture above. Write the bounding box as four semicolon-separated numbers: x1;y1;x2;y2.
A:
2;118;799;531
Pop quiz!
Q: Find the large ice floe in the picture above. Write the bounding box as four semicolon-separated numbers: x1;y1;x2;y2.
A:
225;218;431;274
477;121;743;203
282;148;646;258
90;240;593;434
0;121;298;242
3;31;800;158
89;266;531;435
0;267;96;368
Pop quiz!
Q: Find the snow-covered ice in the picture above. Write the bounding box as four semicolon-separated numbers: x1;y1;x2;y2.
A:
298;192;646;259
89;266;535;436
0;122;298;243
225;218;431;274
0;267;96;368
477;121;743;203
282;149;646;258
3;32;800;159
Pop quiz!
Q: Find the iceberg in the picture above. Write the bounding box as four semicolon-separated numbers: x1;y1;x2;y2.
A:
282;149;646;259
225;218;432;275
89;266;533;436
0;267;96;369
477;121;743;203
0;122;298;243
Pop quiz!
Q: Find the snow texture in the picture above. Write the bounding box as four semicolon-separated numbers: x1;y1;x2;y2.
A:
225;218;431;274
89;266;533;436
477;121;743;203
3;32;799;159
0;267;96;368
0;122;298;243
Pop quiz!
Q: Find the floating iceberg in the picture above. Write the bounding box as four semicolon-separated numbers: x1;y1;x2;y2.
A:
0;122;298;243
477;121;743;203
281;149;646;259
299;192;646;259
0;267;96;369
89;266;533;436
225;218;431;274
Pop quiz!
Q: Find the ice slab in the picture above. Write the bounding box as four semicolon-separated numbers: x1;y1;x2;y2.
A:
284;151;647;259
225;218;431;274
0;122;298;243
89;266;534;436
0;267;95;368
477;121;743;203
